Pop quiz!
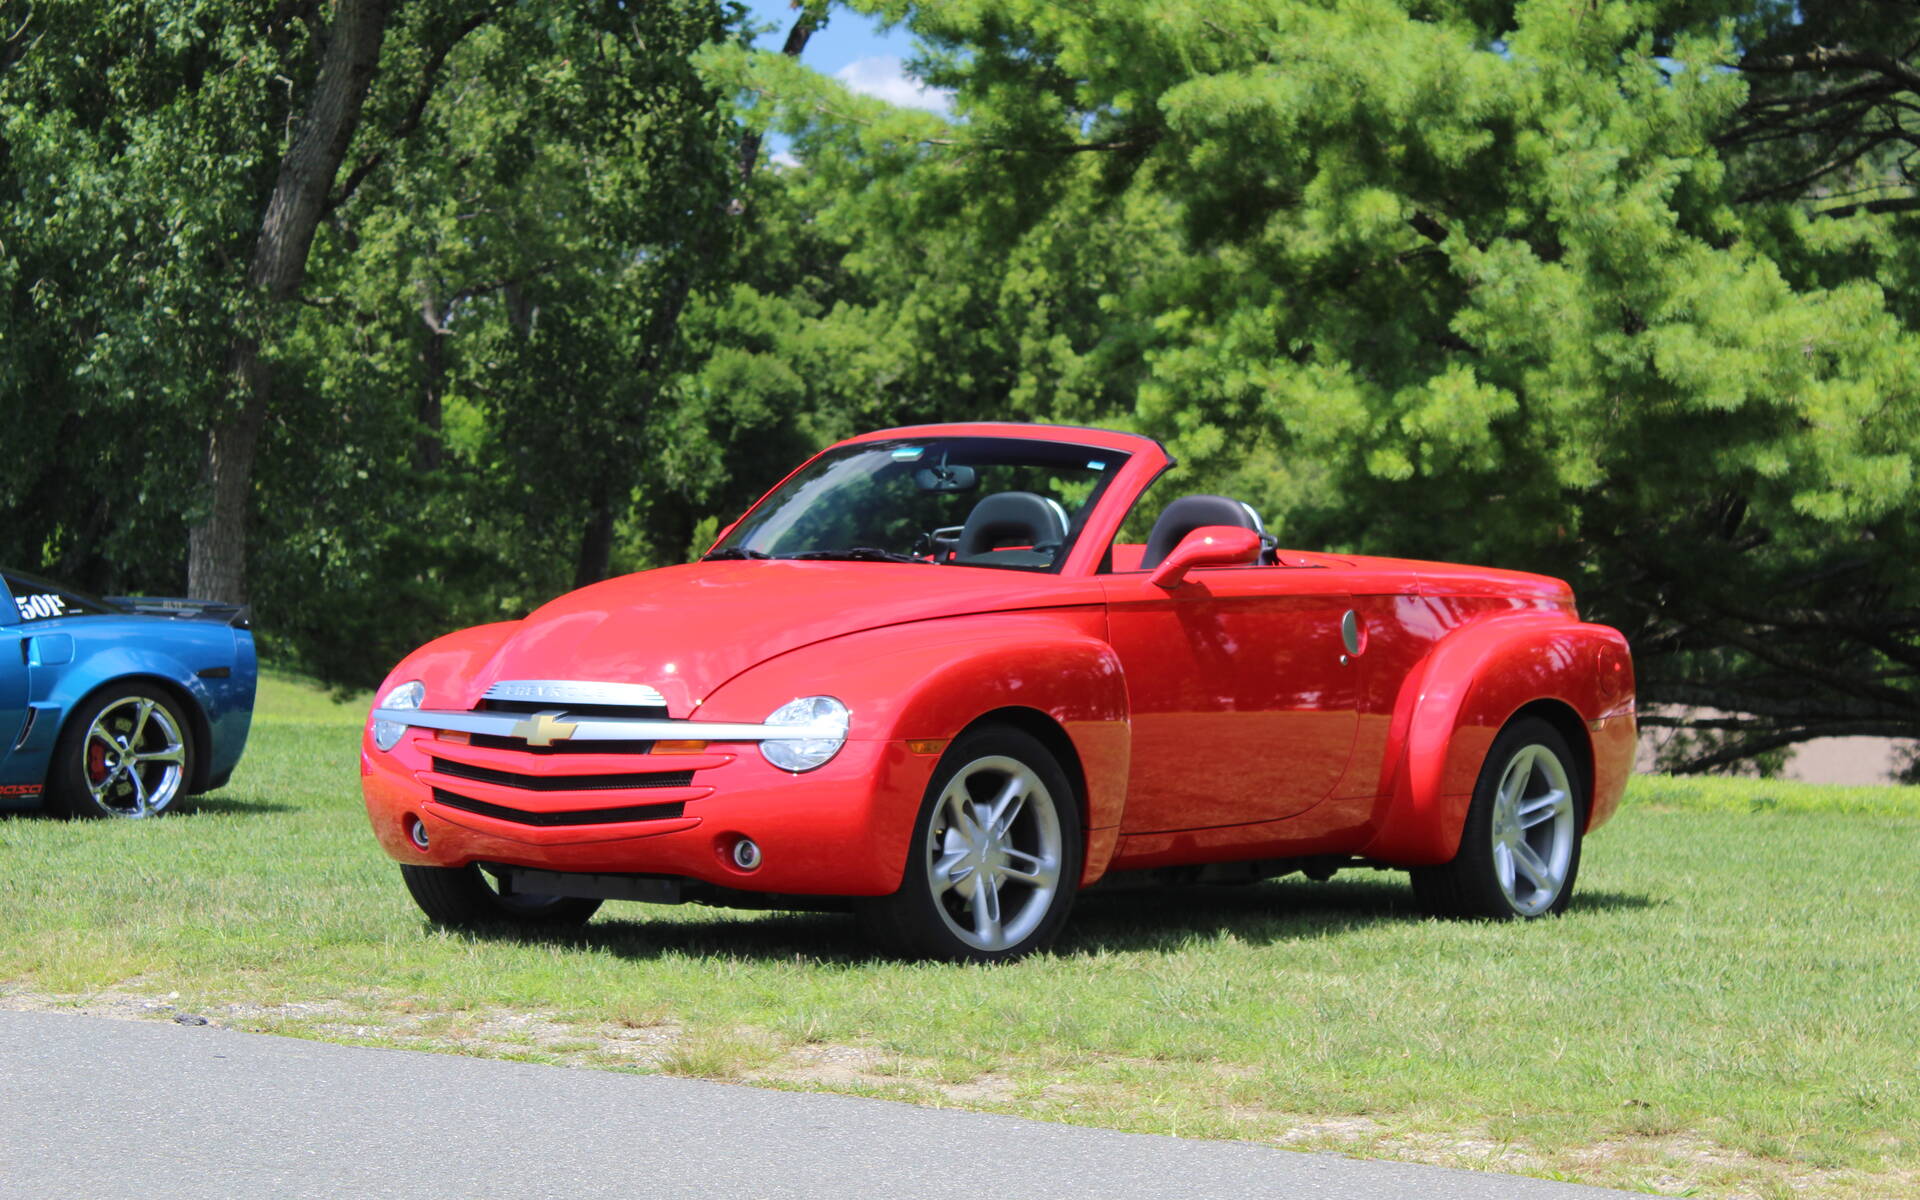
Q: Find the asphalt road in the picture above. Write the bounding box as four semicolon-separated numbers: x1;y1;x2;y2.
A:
0;1009;1640;1199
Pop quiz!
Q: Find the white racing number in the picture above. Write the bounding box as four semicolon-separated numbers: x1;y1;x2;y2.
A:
14;593;69;621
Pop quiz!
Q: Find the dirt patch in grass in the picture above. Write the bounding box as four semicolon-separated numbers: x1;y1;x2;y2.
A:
8;983;1914;1200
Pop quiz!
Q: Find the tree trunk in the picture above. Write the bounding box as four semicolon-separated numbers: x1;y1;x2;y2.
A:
574;489;615;589
736;9;819;185
186;353;269;603
577;7;818;584
187;0;392;602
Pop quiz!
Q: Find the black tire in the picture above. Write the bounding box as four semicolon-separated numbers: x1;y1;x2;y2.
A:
45;682;197;820
399;863;603;927
1411;716;1587;920
860;725;1083;962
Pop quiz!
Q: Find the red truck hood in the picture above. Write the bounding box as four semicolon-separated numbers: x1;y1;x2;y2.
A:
465;561;1097;716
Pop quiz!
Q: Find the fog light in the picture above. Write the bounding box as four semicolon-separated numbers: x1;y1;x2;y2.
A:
730;838;762;871
406;816;430;850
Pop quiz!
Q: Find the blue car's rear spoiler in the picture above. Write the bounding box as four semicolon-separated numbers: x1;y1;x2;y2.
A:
107;596;252;629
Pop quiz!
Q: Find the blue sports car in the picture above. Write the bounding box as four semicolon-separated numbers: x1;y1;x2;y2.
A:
1;568;257;818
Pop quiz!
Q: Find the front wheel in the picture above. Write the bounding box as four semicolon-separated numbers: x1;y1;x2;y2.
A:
399;863;602;928
1411;716;1586;919
861;726;1082;962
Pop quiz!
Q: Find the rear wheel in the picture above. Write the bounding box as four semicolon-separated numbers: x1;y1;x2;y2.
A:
399;863;602;927
46;683;195;819
860;725;1082;962
1411;716;1585;919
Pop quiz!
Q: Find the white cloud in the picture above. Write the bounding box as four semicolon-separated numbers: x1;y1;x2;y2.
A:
769;149;801;170
833;56;953;114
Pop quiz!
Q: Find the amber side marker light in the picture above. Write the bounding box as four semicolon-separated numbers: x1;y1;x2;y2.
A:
906;739;948;756
653;740;709;755
437;730;471;745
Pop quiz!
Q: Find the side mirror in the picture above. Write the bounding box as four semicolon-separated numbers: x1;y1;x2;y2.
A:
704;519;741;556
1149;525;1262;590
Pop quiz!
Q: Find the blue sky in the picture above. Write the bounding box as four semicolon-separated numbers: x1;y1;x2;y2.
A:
737;1;950;112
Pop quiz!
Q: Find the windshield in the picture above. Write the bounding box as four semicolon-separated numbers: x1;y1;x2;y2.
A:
708;437;1130;573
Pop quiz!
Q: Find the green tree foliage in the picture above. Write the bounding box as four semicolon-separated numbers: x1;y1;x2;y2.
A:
5;0;1918;773
3;0;766;684
716;0;1920;769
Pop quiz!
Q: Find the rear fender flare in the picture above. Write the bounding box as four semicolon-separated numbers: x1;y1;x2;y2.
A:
1362;613;1629;865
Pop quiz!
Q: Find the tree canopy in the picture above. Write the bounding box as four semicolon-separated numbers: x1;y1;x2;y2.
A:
4;0;1917;772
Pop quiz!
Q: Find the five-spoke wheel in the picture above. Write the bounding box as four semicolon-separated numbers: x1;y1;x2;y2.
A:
1412;716;1585;919
862;725;1082;961
47;684;194;819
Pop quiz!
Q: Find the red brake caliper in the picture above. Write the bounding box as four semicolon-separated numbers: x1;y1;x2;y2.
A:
87;741;109;784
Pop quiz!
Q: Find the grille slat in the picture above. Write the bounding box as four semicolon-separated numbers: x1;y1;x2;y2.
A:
431;756;692;792
431;787;686;828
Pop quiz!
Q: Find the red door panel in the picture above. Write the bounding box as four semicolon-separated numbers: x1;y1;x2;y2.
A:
1103;568;1359;833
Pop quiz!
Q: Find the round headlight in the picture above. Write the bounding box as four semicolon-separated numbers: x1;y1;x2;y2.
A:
760;696;849;772
373;680;425;752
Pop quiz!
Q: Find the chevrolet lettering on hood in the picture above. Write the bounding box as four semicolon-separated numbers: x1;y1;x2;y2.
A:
361;422;1636;962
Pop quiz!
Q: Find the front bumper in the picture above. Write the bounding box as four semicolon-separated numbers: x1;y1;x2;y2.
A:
360;726;938;897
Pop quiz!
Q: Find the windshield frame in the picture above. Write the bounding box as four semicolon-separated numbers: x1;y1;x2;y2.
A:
708;435;1136;575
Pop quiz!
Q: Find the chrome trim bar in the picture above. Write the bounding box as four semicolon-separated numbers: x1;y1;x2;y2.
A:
482;679;667;707
372;708;845;743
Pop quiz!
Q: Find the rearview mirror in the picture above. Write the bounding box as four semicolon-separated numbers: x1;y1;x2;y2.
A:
1149;526;1262;590
913;464;978;493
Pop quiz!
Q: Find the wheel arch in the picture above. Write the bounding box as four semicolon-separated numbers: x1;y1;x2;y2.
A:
956;705;1091;835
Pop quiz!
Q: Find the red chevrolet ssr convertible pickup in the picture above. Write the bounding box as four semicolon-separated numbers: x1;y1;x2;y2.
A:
364;423;1635;960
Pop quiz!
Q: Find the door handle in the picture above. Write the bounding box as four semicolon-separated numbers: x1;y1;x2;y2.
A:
1340;610;1366;659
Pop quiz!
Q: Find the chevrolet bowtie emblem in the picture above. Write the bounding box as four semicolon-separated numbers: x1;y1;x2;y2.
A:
511;710;578;747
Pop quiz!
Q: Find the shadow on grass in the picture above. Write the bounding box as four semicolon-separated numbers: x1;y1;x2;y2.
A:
0;794;298;819
453;908;873;965
447;875;1657;965
185;794;299;817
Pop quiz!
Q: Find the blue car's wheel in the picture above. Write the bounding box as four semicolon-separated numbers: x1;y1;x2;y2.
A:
46;683;195;820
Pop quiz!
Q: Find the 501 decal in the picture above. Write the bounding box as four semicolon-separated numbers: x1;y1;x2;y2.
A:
14;593;70;621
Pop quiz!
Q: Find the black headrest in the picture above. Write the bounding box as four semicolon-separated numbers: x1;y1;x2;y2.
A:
957;492;1067;558
1139;494;1263;569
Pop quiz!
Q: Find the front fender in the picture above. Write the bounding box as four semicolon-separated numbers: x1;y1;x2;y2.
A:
698;608;1132;880
1361;613;1635;865
370;620;524;714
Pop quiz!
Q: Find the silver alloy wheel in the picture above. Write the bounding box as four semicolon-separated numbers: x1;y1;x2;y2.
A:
1489;742;1577;916
84;696;187;818
925;754;1064;953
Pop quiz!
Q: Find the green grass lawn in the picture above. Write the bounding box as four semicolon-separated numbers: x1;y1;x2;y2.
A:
3;671;1916;1198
